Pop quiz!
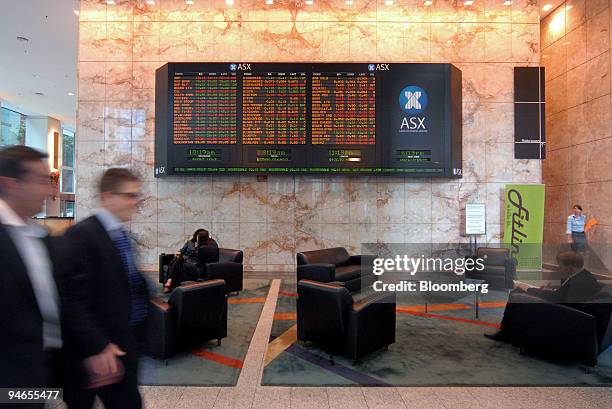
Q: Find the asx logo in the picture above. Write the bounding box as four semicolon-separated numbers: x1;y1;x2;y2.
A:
368;63;389;71
229;63;251;71
400;117;426;131
399;85;428;114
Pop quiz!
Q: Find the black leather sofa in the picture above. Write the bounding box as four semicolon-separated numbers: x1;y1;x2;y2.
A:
297;280;396;361
148;280;228;361
508;287;612;367
296;247;376;292
466;247;516;289
158;248;244;294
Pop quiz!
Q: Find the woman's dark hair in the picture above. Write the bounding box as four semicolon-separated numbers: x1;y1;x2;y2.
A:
191;228;206;243
573;204;583;211
196;230;211;246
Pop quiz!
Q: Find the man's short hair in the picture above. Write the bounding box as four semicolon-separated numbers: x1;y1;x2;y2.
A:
0;146;48;179
557;251;584;269
98;168;141;194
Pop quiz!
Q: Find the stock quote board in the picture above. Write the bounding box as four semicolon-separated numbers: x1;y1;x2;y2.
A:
154;62;462;177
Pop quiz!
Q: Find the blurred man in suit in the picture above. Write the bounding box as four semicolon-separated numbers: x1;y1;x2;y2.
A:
63;168;149;409
0;146;63;408
485;250;602;342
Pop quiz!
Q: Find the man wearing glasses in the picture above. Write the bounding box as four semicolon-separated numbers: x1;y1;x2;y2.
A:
0;146;64;408
62;168;149;409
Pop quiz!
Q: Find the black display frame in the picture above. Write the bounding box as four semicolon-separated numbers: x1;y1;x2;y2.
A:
155;62;462;178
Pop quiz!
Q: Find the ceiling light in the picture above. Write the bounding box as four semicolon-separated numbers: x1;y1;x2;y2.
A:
266;0;273;4
385;0;394;5
73;9;80;15
35;92;44;96
346;0;353;5
424;0;433;6
16;36;29;42
542;4;552;11
305;0;314;4
146;0;155;5
225;0;233;5
566;5;573;10
68;92;75;96
185;0;194;4
464;0;474;5
503;0;512;5
106;0;115;5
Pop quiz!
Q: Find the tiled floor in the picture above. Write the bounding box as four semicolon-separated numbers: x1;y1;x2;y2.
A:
56;278;612;409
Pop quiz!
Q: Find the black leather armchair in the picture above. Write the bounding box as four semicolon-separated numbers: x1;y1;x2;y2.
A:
148;280;228;360
158;249;244;294
296;247;376;292
508;289;612;367
466;247;516;289
297;280;396;361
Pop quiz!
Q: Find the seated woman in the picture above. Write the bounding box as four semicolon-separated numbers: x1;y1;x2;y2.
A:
164;230;219;292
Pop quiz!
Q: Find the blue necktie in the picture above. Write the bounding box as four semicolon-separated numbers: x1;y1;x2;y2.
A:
113;228;148;326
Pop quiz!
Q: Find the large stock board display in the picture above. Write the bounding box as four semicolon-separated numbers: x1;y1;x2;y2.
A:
155;63;462;177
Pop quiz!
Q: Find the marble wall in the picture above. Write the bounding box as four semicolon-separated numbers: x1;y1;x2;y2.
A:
541;0;612;269
77;0;541;271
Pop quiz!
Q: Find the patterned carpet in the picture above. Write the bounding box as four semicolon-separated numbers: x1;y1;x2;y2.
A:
262;279;612;386
140;278;270;386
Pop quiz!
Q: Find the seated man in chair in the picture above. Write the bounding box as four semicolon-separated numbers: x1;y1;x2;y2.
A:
485;250;602;342
164;230;219;292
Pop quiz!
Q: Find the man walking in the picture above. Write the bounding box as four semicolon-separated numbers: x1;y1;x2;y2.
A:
63;168;149;409
0;146;64;408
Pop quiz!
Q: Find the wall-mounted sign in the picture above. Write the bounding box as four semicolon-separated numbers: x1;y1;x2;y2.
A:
465;203;486;235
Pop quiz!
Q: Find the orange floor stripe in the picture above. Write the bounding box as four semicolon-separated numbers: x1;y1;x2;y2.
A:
396;303;471;313
228;297;266;304
279;291;297;297
478;301;507;308
191;349;243;369
274;312;297;321
398;310;501;328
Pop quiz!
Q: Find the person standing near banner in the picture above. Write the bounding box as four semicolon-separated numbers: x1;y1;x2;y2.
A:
566;204;588;252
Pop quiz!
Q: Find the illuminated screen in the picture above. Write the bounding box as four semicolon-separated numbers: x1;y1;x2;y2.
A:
155;63;462;177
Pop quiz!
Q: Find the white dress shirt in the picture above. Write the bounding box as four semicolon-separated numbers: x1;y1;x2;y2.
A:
0;198;62;349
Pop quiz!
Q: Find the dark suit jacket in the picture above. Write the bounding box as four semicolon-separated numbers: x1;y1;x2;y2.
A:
62;215;149;365
0;224;64;387
527;269;602;304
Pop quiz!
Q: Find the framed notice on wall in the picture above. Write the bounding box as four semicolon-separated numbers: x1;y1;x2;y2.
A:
465;203;486;235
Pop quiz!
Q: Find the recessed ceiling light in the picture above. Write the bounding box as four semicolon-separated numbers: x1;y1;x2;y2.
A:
266;0;273;4
345;0;353;5
503;0;512;5
35;92;44;96
224;0;233;5
146;0;155;5
542;4;552;11
424;0;433;6
16;36;29;42
305;0;313;4
68;92;75;96
185;0;194;4
106;0;116;5
73;9;80;15
385;0;394;5
464;0;474;5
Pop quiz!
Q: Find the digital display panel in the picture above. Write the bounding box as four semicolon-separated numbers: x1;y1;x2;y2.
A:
155;63;462;177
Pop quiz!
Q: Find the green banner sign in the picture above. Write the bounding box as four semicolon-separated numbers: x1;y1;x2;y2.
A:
503;184;545;270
